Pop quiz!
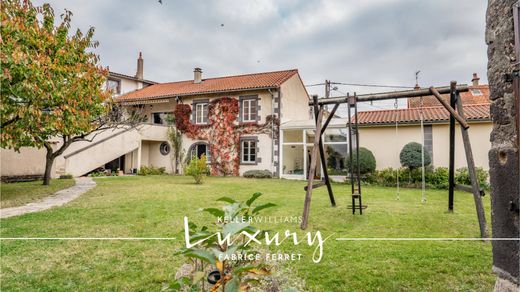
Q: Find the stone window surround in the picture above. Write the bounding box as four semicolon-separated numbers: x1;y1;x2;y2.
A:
159;142;171;156
238;95;261;123
423;124;433;161
191;99;209;125
187;141;211;162
240;136;261;165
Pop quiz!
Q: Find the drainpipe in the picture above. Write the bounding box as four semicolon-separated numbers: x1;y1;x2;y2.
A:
268;88;276;175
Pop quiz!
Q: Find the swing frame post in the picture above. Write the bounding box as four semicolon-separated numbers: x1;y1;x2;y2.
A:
354;94;363;214
455;92;489;238
303;83;487;237
347;94;356;213
301;95;324;230
448;81;457;212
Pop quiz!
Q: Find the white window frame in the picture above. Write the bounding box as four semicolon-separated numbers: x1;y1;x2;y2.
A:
241;140;256;163
280;128;349;179
242;99;257;122
195;103;208;124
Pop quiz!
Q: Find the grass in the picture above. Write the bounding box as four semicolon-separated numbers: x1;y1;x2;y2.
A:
0;179;75;208
0;176;494;291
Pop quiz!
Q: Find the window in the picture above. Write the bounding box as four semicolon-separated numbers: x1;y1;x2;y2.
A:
107;78;121;94
242;99;257;122
159;142;171;155
194;103;209;124
189;143;210;161
241;139;257;163
152;112;173;125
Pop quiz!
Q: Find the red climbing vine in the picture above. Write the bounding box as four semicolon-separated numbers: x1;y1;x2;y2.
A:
174;97;279;176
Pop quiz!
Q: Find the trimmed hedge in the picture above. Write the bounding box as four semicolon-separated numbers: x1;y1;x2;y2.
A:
138;166;166;176
243;170;272;179
365;166;489;189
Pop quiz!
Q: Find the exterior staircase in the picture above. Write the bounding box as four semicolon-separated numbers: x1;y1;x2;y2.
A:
61;127;141;177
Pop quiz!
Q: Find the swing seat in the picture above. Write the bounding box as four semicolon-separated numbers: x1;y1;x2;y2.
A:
347;205;368;210
351;193;361;198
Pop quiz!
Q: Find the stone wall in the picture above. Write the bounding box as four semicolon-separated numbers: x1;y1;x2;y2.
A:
486;0;520;290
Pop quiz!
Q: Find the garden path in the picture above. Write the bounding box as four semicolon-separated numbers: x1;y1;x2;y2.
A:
0;177;96;219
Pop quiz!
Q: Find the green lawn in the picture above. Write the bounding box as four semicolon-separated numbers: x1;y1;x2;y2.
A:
0;176;494;291
0;179;75;208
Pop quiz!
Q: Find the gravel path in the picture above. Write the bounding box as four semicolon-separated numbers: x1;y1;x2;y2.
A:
0;177;96;219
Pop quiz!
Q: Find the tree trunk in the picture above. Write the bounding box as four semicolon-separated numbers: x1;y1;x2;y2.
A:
43;147;55;185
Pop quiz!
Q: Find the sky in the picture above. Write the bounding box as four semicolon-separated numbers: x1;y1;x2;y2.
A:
33;0;489;111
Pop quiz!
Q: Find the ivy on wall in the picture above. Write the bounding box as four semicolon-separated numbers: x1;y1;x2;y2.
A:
174;97;279;176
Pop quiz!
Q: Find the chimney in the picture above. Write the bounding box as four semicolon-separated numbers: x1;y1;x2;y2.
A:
194;67;202;84
135;52;144;80
471;73;480;86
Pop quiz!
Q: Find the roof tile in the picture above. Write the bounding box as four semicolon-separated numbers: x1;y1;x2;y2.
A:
356;103;490;125
408;85;489;107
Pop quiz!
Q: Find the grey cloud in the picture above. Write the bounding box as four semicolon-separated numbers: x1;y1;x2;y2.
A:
33;0;487;104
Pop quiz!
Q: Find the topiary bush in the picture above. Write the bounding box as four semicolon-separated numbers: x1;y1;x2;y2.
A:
346;147;376;175
400;142;431;170
243;169;272;178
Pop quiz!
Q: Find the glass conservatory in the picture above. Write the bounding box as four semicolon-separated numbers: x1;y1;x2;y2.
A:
279;118;350;180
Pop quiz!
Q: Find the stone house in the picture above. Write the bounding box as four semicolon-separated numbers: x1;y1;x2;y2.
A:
0;53;314;179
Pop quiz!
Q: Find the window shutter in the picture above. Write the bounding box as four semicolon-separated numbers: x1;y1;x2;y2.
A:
255;138;261;163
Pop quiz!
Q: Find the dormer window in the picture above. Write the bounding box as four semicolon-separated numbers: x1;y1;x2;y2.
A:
471;89;483;96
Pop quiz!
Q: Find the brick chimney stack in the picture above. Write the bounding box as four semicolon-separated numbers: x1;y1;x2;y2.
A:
471;73;480;86
194;68;202;84
136;52;144;80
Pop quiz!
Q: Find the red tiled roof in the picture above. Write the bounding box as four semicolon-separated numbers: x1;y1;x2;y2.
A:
356;103;490;126
408;85;489;108
117;69;300;101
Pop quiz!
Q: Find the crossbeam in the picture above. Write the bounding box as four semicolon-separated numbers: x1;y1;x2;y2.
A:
309;85;469;106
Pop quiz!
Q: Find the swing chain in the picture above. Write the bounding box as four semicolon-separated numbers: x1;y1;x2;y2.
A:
419;96;427;204
394;99;400;200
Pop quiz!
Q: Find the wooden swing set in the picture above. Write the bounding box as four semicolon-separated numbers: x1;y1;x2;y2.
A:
301;81;488;239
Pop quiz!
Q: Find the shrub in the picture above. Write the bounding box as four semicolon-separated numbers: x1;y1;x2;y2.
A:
184;154;209;184
346;147;376;175
370;166;450;189
88;171;105;177
59;174;73;179
400;142;431;170
426;167;449;189
455;167;489;189
243;169;272;178
138;166;166;176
